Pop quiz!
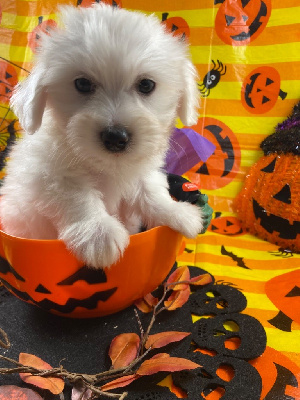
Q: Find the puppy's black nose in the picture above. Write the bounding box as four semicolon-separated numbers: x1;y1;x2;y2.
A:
100;126;130;152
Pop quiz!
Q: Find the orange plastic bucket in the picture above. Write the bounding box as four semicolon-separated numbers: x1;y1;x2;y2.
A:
0;223;182;318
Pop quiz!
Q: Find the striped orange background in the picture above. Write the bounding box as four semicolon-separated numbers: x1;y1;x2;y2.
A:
0;0;300;398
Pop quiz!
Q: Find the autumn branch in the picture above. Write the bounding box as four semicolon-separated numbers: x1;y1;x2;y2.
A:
0;267;212;399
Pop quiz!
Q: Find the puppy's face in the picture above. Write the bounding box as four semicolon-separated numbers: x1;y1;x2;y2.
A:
11;5;199;172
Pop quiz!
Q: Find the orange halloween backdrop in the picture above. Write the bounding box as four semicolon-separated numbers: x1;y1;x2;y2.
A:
0;0;300;398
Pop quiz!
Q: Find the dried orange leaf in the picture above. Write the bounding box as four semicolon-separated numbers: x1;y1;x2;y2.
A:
189;273;213;286
135;298;152;313
145;331;191;349
144;293;159;307
0;385;43;400
136;355;200;375
101;374;138;392
164;286;190;310
166;266;190;291
109;333;140;369
135;293;158;313
150;353;170;360
19;353;64;395
19;352;53;370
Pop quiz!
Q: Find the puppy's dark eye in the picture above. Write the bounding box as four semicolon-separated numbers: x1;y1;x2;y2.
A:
74;78;95;93
137;79;156;95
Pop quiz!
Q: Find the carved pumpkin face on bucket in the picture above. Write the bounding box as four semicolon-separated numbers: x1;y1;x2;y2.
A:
235;101;300;251
0;225;182;318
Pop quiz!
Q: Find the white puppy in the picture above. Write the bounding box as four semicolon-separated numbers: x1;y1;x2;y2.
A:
0;4;203;268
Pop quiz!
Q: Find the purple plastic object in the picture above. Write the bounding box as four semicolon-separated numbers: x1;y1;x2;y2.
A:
165;127;216;175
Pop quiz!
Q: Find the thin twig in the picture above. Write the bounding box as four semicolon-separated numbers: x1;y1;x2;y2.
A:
140;283;171;349
134;309;144;339
0;328;10;349
0;354;23;366
0;277;198;399
86;383;126;398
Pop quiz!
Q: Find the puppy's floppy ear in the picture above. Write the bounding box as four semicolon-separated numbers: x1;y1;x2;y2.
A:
10;65;47;134
178;59;200;127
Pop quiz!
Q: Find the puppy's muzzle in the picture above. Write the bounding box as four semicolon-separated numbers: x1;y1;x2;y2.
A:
100;126;131;153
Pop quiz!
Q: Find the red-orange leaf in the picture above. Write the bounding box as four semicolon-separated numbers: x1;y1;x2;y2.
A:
135;293;158;313
136;355;200;375
19;353;64;395
150;353;170;360
144;293;159;307
109;333;140;369
189;273;213;286
145;331;191;349
101;374;138;392
166;266;190;291
164;286;190;310
0;385;43;399
134;298;152;313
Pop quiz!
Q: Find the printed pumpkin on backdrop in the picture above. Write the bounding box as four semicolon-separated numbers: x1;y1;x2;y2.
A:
208;212;245;236
241;66;287;115
250;346;300;399
266;269;300;332
28;17;57;54
214;0;272;46
161;13;190;40
0;61;18;104
235;101;300;252
77;0;122;7
185;118;241;190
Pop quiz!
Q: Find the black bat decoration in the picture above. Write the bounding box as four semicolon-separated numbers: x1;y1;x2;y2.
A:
221;245;250;269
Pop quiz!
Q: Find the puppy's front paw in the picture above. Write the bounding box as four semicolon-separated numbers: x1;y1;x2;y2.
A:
170;202;204;238
97;217;130;268
61;217;130;268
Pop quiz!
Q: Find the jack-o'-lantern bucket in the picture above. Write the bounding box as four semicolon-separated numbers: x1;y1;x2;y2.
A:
0;224;182;318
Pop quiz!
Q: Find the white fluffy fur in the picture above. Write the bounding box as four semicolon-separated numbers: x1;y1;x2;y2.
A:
1;4;203;268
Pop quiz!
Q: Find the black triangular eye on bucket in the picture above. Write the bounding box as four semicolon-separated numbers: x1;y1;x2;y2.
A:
35;284;52;294
273;184;291;204
261;157;276;173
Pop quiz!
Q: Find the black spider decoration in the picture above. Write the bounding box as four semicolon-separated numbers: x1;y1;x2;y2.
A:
269;247;294;258
198;60;227;97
